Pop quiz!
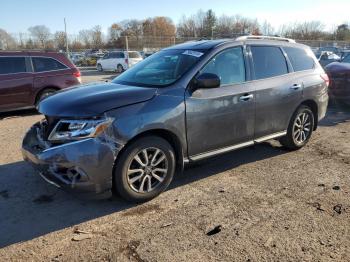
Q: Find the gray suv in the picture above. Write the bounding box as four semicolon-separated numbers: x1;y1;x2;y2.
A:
22;36;329;202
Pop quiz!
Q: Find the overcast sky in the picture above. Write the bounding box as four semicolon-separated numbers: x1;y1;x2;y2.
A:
1;0;349;34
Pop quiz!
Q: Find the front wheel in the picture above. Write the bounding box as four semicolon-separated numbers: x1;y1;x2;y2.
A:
97;63;103;72
280;105;314;150
114;136;176;202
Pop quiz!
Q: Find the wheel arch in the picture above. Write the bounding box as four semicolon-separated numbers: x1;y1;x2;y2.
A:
112;128;185;187
34;86;61;105
300;99;319;130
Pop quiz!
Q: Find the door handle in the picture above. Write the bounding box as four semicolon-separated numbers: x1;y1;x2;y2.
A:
239;94;254;102
290;84;302;90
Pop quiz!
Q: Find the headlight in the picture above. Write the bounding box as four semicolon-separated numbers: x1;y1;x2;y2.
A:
48;118;113;142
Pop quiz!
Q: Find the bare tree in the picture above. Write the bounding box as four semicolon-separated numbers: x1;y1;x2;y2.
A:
91;25;103;49
260;20;275;35
54;31;67;50
0;29;17;50
28;25;51;48
177;15;197;37
78;29;92;48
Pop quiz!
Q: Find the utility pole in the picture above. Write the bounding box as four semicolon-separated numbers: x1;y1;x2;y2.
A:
125;36;129;52
64;18;69;55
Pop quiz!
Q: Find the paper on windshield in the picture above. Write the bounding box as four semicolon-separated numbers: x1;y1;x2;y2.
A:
182;50;204;58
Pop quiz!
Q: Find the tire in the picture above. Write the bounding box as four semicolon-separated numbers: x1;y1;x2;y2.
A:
97;63;103;72
35;88;57;107
280;105;315;150
116;64;124;73
114;136;176;202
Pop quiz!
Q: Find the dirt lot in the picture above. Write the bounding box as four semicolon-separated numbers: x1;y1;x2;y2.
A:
0;72;350;261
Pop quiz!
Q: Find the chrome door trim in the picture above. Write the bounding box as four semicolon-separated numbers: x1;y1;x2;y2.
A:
254;131;287;143
189;141;254;161
188;131;287;161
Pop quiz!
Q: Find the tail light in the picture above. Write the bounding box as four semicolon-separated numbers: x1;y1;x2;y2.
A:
73;70;82;83
125;58;129;65
320;73;329;87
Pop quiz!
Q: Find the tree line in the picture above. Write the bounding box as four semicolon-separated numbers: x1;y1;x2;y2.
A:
1;9;350;51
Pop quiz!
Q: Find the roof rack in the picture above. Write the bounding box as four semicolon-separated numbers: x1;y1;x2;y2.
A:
236;35;296;43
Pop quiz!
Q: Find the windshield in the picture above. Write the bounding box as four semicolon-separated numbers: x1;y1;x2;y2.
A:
113;49;205;87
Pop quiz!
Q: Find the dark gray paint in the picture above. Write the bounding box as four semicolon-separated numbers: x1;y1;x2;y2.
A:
23;39;329;198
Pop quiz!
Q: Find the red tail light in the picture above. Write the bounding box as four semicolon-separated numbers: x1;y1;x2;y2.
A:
125;58;129;65
73;70;81;78
320;73;329;87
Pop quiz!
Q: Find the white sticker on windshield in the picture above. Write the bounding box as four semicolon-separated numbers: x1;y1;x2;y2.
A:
182;50;204;57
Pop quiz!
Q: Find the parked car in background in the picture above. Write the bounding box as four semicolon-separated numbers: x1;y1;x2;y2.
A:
0;51;81;112
96;51;143;73
315;46;342;58
23;36;329;202
69;53;84;65
319;51;341;67
325;53;350;104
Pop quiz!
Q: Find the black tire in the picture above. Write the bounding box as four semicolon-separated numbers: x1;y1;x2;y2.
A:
97;63;103;72
35;88;57;107
280;105;314;150
114;136;176;202
116;64;124;73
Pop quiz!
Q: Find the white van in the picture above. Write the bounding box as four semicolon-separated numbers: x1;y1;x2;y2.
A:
96;51;143;73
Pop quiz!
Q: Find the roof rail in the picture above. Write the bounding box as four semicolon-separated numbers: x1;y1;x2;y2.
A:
236;35;296;43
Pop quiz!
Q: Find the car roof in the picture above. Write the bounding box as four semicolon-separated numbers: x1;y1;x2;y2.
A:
0;51;66;57
164;38;309;51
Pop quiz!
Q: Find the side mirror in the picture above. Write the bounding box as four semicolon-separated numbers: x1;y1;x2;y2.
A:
194;73;220;89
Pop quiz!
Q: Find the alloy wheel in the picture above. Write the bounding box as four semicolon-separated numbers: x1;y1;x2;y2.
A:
127;147;168;193
292;112;312;144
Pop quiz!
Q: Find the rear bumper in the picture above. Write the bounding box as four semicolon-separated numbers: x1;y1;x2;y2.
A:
22;124;120;199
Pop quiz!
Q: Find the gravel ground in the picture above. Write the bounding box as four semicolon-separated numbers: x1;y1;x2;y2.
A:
0;74;349;261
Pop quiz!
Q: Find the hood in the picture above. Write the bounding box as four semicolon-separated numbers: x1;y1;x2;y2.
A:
325;62;350;74
38;82;157;117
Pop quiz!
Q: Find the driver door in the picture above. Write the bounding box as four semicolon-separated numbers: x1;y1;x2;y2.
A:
185;46;256;159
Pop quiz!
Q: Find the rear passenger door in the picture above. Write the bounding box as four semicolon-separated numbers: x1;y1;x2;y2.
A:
0;56;33;111
249;45;303;139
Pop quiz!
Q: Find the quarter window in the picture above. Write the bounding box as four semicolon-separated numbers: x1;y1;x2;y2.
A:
201;47;246;85
32;57;67;72
0;57;27;74
284;47;315;71
251;46;288;80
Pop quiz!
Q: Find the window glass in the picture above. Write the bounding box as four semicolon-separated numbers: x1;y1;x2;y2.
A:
128;52;141;58
0;57;27;74
200;47;245;85
342;54;350;63
32;57;67;72
113;49;204;87
118;52;125;58
284;47;314;71
251;46;288;80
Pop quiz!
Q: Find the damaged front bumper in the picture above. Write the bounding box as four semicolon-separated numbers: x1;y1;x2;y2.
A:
22;123;121;199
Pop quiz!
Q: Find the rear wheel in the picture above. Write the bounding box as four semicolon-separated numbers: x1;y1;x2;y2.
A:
35;88;57;107
280;105;314;150
116;64;124;73
114;136;176;202
97;63;103;72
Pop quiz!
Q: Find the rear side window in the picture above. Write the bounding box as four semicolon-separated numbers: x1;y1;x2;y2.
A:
284;47;314;71
32;57;67;72
251;46;288;80
201;47;246;85
342;54;350;63
128;52;141;58
0;57;27;74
